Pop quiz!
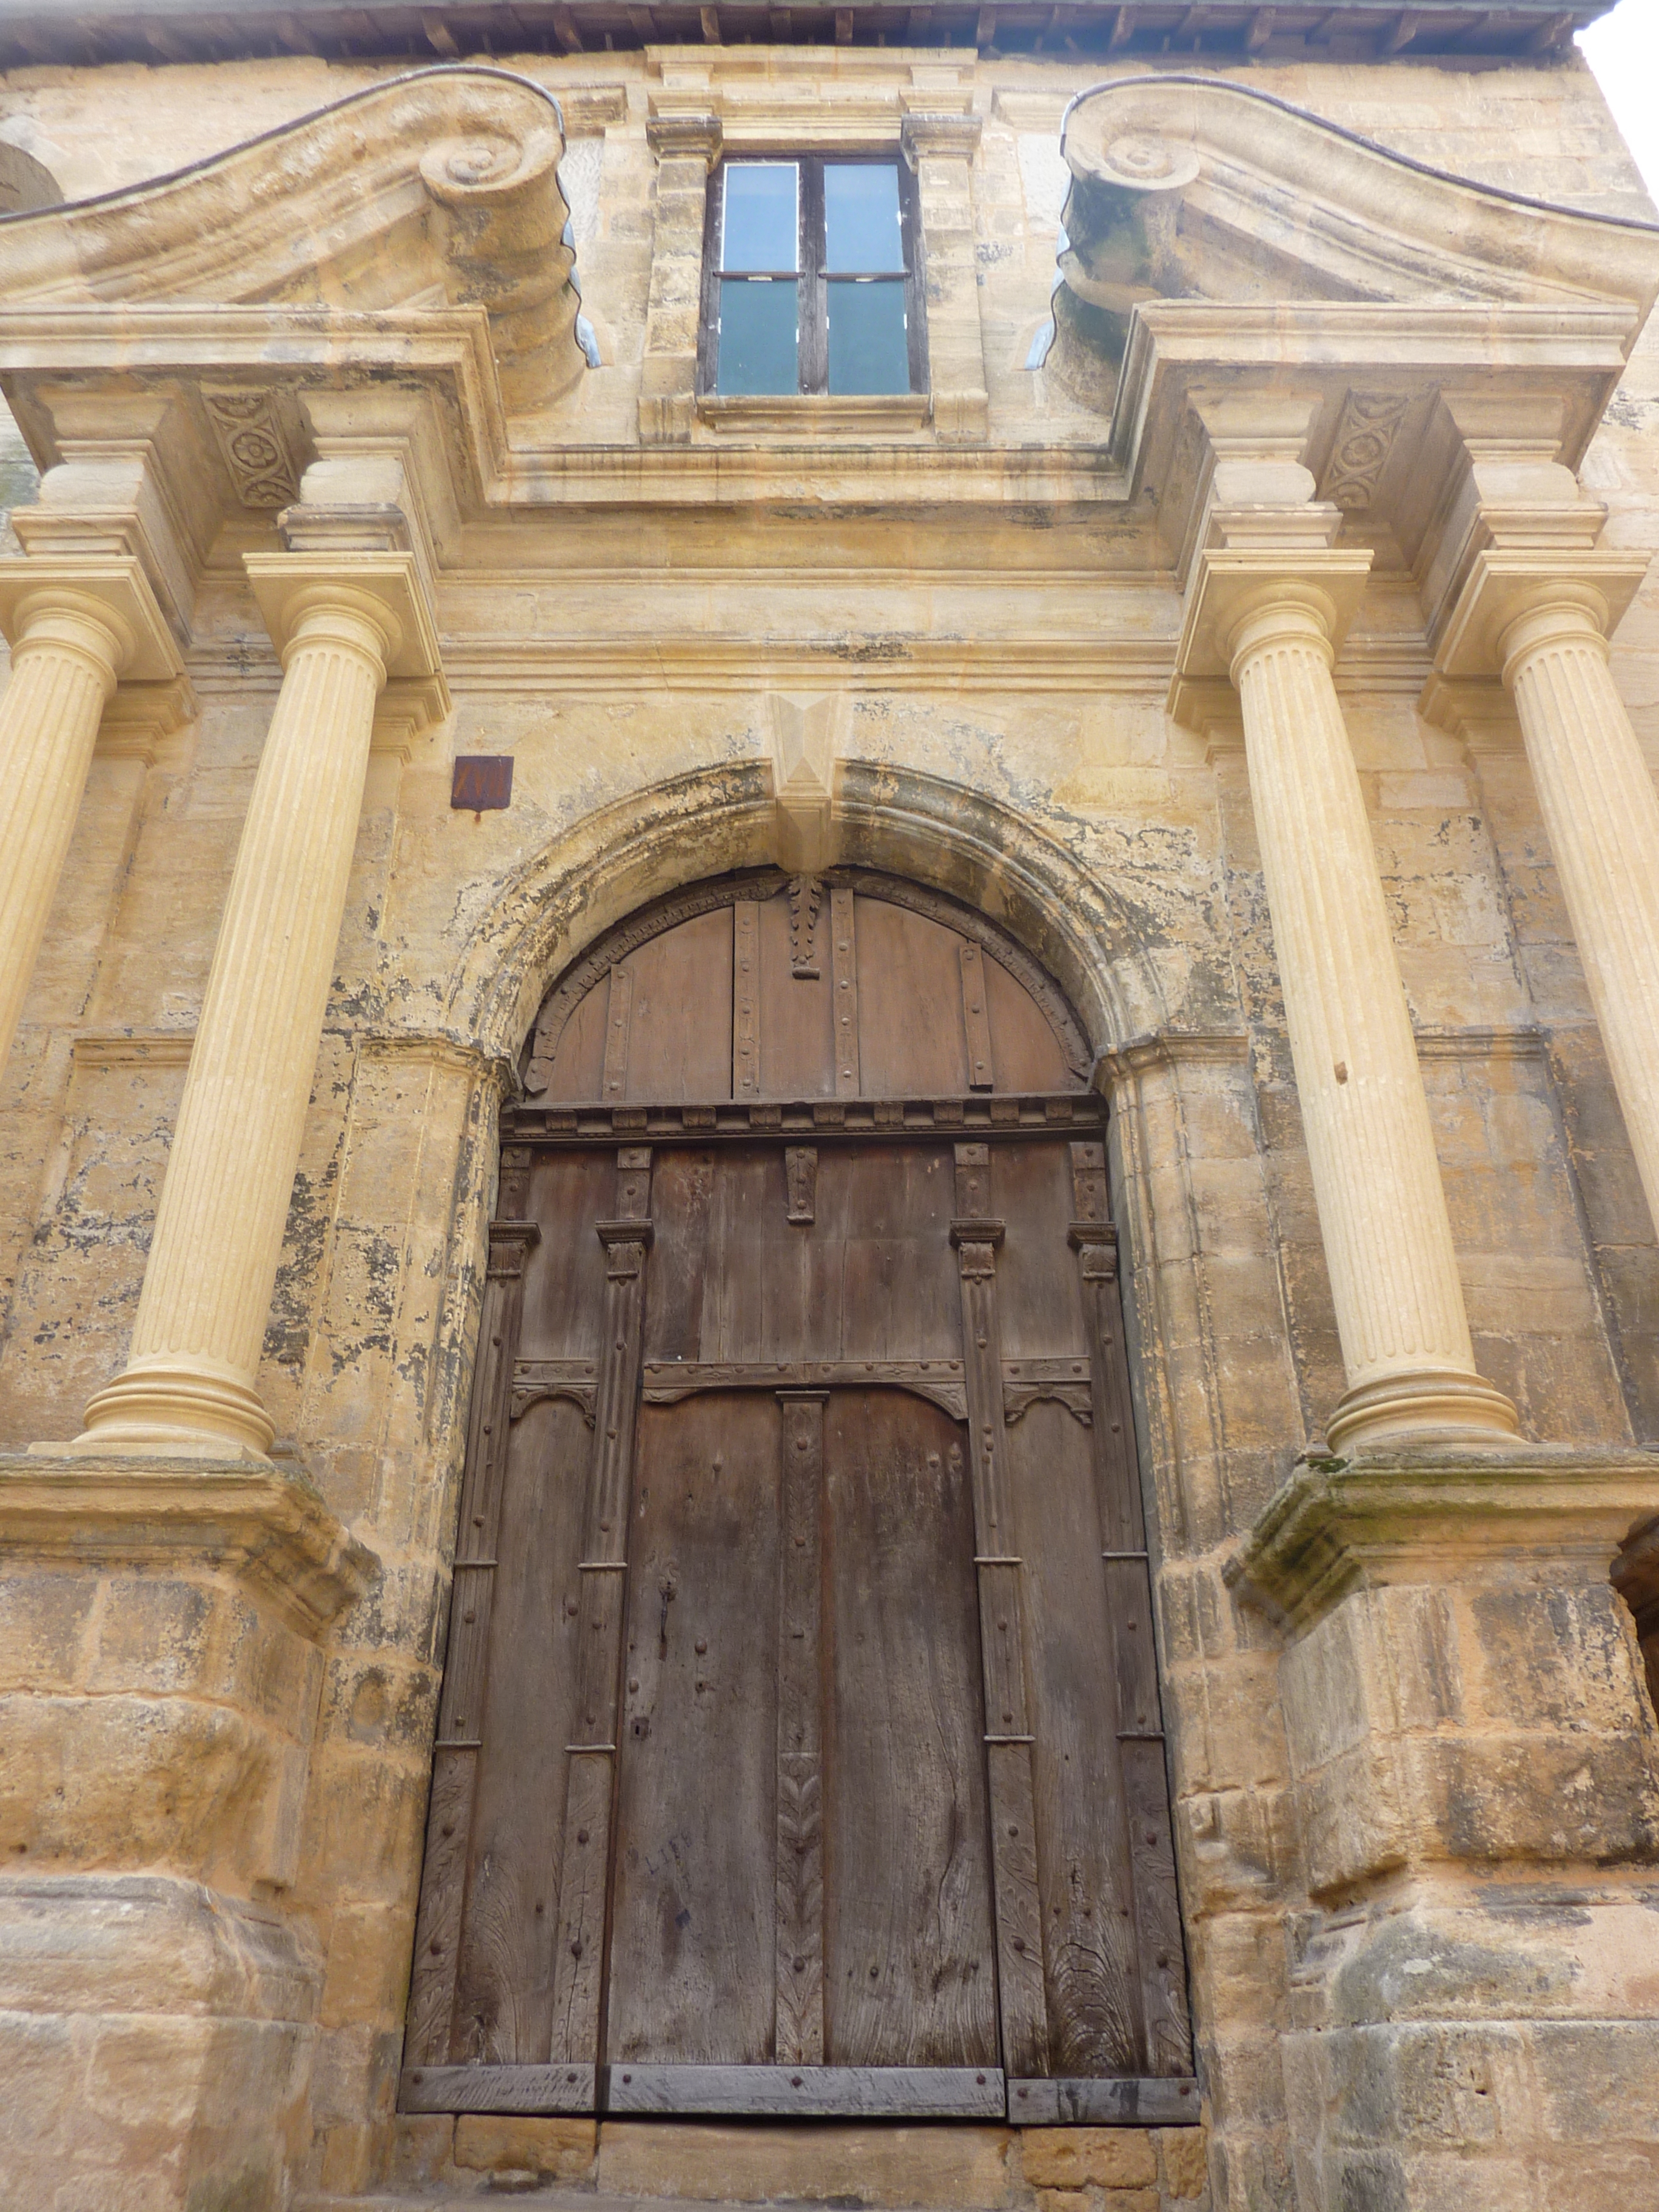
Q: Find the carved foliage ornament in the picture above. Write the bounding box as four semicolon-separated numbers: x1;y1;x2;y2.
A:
1319;390;1412;512
202;388;301;509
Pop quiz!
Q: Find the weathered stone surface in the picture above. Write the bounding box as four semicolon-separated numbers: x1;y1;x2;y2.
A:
597;2121;1019;2206
0;27;1652;2212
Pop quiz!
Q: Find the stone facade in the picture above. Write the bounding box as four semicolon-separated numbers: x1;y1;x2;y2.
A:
0;10;1657;2211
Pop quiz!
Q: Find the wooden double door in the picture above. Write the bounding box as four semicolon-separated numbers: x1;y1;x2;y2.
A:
403;876;1192;2125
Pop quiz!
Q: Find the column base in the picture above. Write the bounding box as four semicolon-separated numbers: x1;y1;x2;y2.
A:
1324;1365;1519;1455
63;1356;276;1460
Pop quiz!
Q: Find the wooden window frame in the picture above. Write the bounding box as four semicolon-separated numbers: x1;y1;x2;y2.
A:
698;152;929;401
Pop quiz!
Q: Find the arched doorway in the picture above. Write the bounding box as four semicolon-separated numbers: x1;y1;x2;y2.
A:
402;870;1194;2125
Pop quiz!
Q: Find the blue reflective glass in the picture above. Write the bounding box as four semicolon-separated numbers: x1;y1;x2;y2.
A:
717;276;799;395
826;278;909;395
824;164;904;273
722;163;798;273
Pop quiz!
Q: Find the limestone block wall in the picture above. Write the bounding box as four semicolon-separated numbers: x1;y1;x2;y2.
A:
0;35;1655;2212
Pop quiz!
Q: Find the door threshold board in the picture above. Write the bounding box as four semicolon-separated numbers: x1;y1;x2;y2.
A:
603;2066;1007;2117
400;2065;1201;2125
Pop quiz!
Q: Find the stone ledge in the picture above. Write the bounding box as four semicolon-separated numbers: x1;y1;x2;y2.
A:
1225;1444;1659;1633
0;1453;375;1641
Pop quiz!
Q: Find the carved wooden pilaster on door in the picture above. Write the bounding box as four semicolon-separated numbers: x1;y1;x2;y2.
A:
549;1148;655;2066
775;1389;828;2065
1068;1141;1190;2076
406;1201;540;2066
951;1142;1051;2079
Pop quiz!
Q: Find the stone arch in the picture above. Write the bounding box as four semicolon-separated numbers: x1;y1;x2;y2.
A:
439;756;1173;1076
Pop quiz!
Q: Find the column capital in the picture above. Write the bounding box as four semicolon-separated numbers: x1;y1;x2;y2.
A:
900;110;983;164
645;107;723;168
243;550;449;739
1167;546;1372;727
0;554;184;685
1434;547;1652;683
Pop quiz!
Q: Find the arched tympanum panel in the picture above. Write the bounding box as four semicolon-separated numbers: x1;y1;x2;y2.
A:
523;871;1091;1107
403;873;1194;2131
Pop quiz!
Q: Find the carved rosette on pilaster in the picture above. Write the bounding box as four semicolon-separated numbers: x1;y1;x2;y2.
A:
640;110;724;447
900;110;987;444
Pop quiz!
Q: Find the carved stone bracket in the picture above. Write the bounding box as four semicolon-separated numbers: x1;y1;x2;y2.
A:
1227;1444;1659;1634
0;1453;375;1641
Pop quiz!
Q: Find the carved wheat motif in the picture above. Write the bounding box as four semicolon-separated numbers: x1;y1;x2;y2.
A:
774;1754;824;2065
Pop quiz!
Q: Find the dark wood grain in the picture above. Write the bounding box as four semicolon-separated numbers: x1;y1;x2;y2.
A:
733;900;760;1101
959;941;995;1092
823;1389;997;2070
831;887;860;1098
602;2065;1005;2116
622;903;733;1104
406;1212;538;2066
1069;1141;1193;2077
950;1144;1051;2079
548;1153;654;2065
776;1390;826;2066
400;2063;595;2114
605;1391;780;2063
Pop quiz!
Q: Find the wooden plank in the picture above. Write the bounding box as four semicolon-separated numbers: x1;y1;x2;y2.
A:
760;888;835;1100
623;905;735;1104
548;1152;654;2065
640;1357;966;1424
775;1390;825;2067
601;963;632;1102
400;2063;596;2114
1069;1141;1192;2077
824;1389;997;2069
509;1096;1105;1150
830;886;860;1098
601;2065;1005;2117
734;900;761;1101
950;1143;1051;2080
959;941;995;1091
856;896;980;1099
1008;2075;1201;2126
605;1392;780;2063
405;1213;539;2067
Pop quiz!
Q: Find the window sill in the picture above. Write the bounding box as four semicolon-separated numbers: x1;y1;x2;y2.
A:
696;392;933;437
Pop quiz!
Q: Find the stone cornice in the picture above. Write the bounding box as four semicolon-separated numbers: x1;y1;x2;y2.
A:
1227;1445;1659;1633
0;4;1609;73
0;1455;376;1642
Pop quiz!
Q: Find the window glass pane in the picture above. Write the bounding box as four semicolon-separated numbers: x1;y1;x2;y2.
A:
722;163;798;272
824;163;905;273
718;276;800;395
826;277;909;395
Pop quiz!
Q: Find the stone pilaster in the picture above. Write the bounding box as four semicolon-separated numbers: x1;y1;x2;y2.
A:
900;109;987;444
638;110;723;447
1175;548;1518;1453
0;556;186;1079
1435;549;1659;1234
71;552;446;1458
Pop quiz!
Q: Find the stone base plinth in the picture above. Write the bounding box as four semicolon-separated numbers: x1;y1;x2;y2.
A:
0;1453;372;2211
0;1872;321;2212
1231;1445;1659;2210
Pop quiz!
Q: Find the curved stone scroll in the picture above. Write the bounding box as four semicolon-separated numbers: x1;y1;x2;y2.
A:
0;65;585;412
1051;73;1659;404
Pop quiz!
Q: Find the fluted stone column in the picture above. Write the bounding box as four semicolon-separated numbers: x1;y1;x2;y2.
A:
1178;551;1518;1453
76;552;444;1457
0;557;183;1076
1439;551;1659;1236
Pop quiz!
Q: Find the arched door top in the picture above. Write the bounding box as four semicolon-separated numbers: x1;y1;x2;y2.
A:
523;869;1093;1110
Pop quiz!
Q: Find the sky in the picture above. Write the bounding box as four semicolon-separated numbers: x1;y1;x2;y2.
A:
1578;0;1659;201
